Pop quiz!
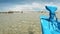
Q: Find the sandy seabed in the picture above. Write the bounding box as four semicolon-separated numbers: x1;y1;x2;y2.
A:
0;11;60;34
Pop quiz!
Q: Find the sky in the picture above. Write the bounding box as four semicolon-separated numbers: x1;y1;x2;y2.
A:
0;0;60;12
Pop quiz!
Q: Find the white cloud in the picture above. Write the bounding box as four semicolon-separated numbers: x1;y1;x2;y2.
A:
1;2;60;12
8;2;45;11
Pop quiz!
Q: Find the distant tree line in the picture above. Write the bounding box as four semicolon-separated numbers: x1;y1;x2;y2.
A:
0;11;24;14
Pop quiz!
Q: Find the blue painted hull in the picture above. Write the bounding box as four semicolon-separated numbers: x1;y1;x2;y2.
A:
40;15;60;34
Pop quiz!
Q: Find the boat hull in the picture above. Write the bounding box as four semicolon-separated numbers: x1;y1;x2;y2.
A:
40;15;60;34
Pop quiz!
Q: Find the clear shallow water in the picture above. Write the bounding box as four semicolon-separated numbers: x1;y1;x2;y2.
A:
0;12;59;34
0;12;41;34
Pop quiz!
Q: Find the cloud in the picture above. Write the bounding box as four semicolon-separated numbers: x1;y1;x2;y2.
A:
0;2;60;12
8;2;45;11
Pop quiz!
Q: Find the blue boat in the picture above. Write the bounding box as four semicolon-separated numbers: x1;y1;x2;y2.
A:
40;6;60;34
